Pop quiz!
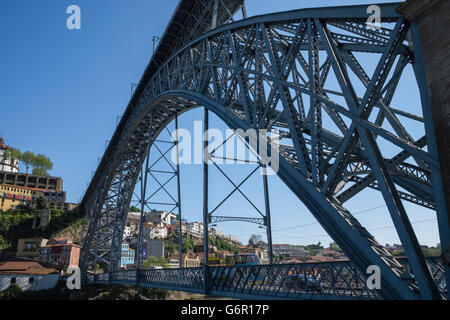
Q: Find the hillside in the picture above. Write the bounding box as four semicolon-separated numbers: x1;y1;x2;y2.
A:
0;208;85;251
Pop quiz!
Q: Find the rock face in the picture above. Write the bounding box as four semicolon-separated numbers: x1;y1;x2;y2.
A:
51;218;86;245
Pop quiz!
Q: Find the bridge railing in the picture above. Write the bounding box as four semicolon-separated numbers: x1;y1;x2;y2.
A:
208;261;378;299
139;267;205;294
85;258;446;299
110;270;137;283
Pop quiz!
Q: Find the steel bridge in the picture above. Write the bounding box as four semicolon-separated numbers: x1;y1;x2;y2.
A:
79;1;449;300
86;257;446;300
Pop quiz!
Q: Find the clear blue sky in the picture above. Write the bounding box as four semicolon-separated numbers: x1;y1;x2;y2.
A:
0;0;440;247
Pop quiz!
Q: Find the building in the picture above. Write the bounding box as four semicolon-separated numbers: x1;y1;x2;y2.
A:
120;243;135;268
123;225;132;239
273;244;308;258
125;210;177;236
184;255;201;268
222;234;240;245
173;220;187;235
241;246;269;264
145;210;177;227
0;166;72;212
39;239;81;268
148;225;169;239
210;228;224;238
17;238;49;261
0;261;60;292
143;239;164;259
186;222;204;237
0;185;41;212
0;171;62;191
250;234;263;245
0;183;69;212
0;138;19;173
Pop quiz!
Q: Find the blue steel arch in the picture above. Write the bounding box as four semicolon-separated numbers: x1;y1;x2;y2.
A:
80;3;448;300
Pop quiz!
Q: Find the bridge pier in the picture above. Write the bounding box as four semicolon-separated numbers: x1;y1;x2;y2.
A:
398;0;450;282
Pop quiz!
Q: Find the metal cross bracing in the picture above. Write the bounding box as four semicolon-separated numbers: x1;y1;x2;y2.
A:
86;257;446;300
80;2;449;300
203;111;274;264
129;118;184;269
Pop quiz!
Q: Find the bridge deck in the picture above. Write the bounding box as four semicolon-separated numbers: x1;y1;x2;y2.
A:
86;259;446;300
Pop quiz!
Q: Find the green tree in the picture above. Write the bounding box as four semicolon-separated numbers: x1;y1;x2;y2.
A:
182;237;194;253
20;151;35;174
164;242;177;257
129;206;141;212
142;256;168;268
31;153;53;176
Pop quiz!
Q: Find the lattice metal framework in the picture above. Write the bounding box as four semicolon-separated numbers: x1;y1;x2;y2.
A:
87;258;446;300
81;2;449;300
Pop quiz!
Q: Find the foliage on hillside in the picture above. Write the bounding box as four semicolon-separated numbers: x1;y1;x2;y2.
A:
142;256;168;268
0;208;84;250
209;236;239;254
163;232;195;257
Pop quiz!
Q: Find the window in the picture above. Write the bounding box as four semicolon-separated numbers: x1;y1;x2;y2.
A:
29;277;34;284
10;277;16;284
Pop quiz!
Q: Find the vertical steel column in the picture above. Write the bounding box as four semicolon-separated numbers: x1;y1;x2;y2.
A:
175;115;183;268
241;1;247;19
137;119;153;274
262;165;273;264
137;154;149;268
211;0;219;30
203;108;209;267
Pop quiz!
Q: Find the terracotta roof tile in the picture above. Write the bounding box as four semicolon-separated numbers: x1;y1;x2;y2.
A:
0;261;59;275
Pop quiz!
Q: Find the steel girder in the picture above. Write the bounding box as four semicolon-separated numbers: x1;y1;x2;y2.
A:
81;3;448;300
87;257;446;300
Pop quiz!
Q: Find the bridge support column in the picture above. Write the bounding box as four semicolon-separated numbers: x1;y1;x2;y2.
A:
203;108;209;267
398;0;450;286
262;165;273;264
175;115;183;268
204;265;211;296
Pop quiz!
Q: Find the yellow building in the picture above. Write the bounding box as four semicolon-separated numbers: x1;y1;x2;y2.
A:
0;184;43;211
16;238;49;261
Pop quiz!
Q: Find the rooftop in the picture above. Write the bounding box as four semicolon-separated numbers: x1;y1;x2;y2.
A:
0;261;59;275
0;137;12;149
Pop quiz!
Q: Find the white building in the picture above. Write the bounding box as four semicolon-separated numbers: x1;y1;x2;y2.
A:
146;210;177;227
0;261;60;292
123;225;132;239
224;234;239;244
210;228;224;238
146;225;169;239
0;138;19;173
186;222;204;236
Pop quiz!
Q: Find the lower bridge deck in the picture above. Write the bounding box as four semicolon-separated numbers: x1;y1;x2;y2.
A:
86;258;447;300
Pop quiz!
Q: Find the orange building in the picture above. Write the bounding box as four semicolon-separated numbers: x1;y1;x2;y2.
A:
39;239;81;268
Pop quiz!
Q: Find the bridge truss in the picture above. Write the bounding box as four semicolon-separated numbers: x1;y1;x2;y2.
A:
80;1;449;300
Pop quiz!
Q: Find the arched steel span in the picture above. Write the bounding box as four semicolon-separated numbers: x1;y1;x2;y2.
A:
80;3;449;300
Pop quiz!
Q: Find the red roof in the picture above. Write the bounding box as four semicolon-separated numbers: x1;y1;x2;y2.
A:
0;261;59;275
